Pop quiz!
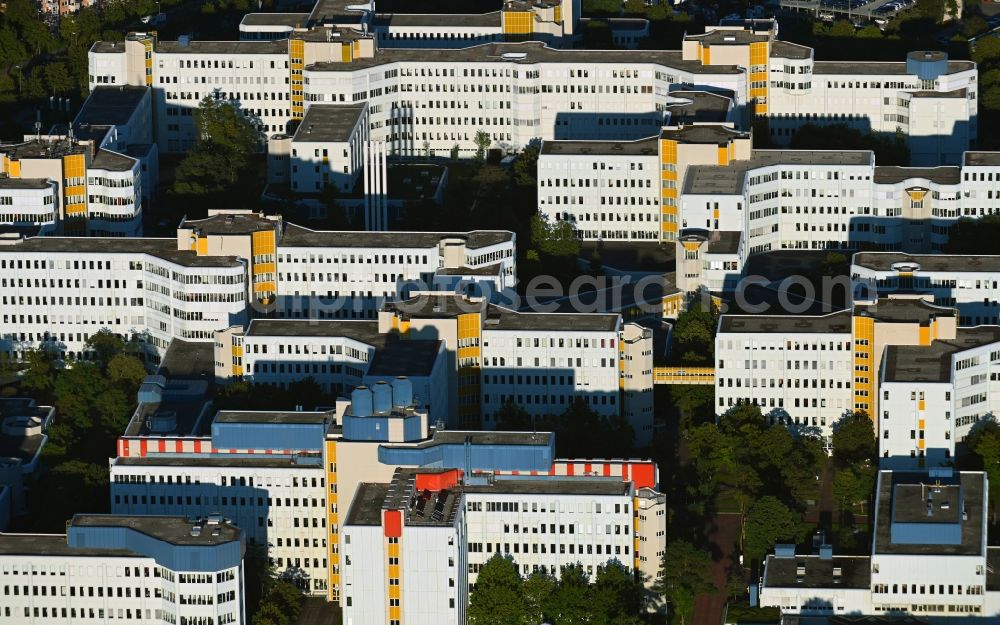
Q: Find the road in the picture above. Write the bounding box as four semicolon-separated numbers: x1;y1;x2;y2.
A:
692;513;742;625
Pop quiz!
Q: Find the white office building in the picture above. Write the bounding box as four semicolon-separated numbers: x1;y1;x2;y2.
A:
715;309;854;445
342;466;663;625
879;326;1000;467
0;212;515;362
761;469;1000;619
0;514;246;625
852;252;1000;326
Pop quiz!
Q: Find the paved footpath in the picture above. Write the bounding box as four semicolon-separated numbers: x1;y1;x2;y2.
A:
692;512;742;625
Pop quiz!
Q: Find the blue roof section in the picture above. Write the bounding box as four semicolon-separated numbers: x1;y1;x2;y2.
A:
210;411;334;451
67;516;244;572
378;431;555;473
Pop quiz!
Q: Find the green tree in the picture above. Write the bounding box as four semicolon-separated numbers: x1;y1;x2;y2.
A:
28;460;110;532
671;305;717;364
43;62;74;95
546;564;591;625
944;215;1000;253
522;572;556;625
474;130;491;161
468;554;525;625
582;20;615;48
86;329;125;366
654;540;714;625
832;465;876;518
553;400;633;458
267;581;304;621
530;213;580;259
965;418;1000;513
21;348;57;395
175;97;260;195
495;401;532;430
832;411;877;468
592;561;644;623
670;384;715;417
744;496;802;560
53;360;107;430
829;20;856;37
513;144;539;187
582;0;621;16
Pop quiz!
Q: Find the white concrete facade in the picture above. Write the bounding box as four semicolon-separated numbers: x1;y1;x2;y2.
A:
715;311;855;445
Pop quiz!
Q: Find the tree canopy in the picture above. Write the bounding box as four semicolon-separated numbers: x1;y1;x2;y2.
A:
655;540;714;625
744;496;803;560
469;554;646;625
682;403;823;548
943;215;1000;255
831;411;877;469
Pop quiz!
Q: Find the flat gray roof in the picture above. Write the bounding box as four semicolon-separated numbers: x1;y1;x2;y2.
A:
883;327;1000;383
464;477;630;496
706;230;741;255
683;163;746;195
853;252;1000;273
540;136;658;157
812;60;974;75
436;262;503;276
665;90;733;123
686;29;770;46
345;482;390;525
74;86;148;127
0;534;139;558
770;39;812;60
293;104;367;143
240;12;310;26
158;339;216;379
419;430;553;447
911;88;966;99
763;554;871;589
155;39;289;55
115;455;317;469
751;149;873;167
373;11;502;27
661;124;747;145
874;471;984;556
280;224;513;249
72;514;241;546
246;318;381;341
719;309;852;334
1;237;243;268
91;149;136;172
214;410;336;425
873;166;961;185
0;137;87;160
387;469;461;527
964;152;1000;167
308;41;744;74
383;293;486;320
485;305;620;332
854;297;956;324
0;177;52;190
309;0;366;24
183;212;277;235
